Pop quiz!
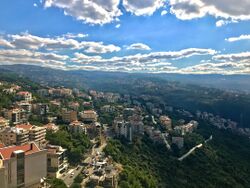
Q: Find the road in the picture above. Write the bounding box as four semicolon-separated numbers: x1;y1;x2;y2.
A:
178;135;213;161
61;166;83;187
81;138;107;187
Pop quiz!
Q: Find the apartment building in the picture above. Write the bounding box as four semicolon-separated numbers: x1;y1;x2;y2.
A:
69;121;87;134
16;124;46;147
80;110;97;123
0;143;47;188
159;116;172;130
61;108;77;123
0;117;9;130
113;117;132;142
4;108;28;125
46;145;68;178
0;127;29;146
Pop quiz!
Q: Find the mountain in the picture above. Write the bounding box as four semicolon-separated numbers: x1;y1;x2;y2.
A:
1;65;250;93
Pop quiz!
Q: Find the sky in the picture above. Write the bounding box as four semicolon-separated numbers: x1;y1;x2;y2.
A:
0;0;250;74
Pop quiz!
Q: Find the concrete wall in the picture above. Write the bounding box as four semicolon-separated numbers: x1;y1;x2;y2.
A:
25;150;47;187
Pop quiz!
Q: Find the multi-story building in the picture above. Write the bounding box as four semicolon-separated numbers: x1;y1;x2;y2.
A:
174;120;199;135
16;124;46;147
68;102;79;111
37;89;49;97
0;117;9;130
159;116;172;130
80;110;97;123
0;127;29;146
17;91;32;102
128;115;144;136
101;105;115;113
0;143;47;188
61;108;77;123
69;121;87;134
46;145;68;178
43;123;59;133
16;101;32;113
113;117;132;142
4;108;28;125
33;103;49;116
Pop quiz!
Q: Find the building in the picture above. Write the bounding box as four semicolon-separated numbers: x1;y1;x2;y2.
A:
68;102;79;111
101;105;115;113
33;103;49;116
46;145;68;178
37;89;49;97
113;117;132;142
0;117;9;130
61;109;77;123
128;115;144;136
17;91;32;101
0;127;29;146
69;121;87;134
0;143;47;188
159;116;172;130
16;124;46;147
80;110;97;123
49;88;72;97
43;123;59;133
172;137;184;149
174;120;199;135
15;101;32;114
4;108;28;125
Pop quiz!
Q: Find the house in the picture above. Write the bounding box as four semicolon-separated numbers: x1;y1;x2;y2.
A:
0;143;47;188
46;145;68;178
17;91;32;101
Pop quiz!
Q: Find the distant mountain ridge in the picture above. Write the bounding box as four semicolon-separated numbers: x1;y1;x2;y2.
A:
0;64;250;92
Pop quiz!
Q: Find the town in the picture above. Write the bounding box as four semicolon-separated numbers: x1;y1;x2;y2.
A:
0;78;247;188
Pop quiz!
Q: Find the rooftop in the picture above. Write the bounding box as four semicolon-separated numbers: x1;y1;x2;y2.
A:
0;143;40;160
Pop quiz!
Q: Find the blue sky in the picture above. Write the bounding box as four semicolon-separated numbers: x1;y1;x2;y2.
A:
0;0;250;74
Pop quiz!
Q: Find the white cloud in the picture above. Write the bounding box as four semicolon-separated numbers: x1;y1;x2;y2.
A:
161;10;168;16
226;35;250;42
0;49;67;67
115;24;121;28
33;3;38;7
81;41;121;54
61;33;88;39
213;52;250;62
123;0;165;16
126;43;151;51
6;33;120;54
44;0;122;25
0;38;15;48
170;0;250;23
73;48;217;65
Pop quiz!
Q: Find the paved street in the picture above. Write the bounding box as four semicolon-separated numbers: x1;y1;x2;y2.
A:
60;166;83;187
